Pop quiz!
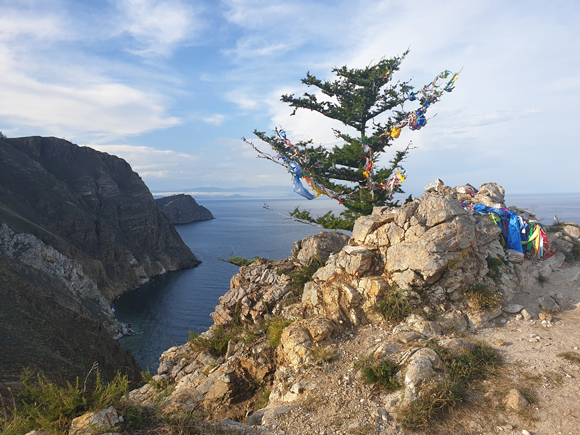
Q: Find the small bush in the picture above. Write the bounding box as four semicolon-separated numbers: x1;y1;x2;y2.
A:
374;286;412;322
254;389;271;409
189;323;250;357
399;341;502;430
289;255;324;296
486;256;504;279
537;273;548;286
0;369;128;435
267;317;293;348
399;379;462;429
359;359;402;393
141;369;169;391
228;255;258;267
463;283;501;312
312;344;336;364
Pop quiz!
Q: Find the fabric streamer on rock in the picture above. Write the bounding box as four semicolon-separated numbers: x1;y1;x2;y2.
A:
470;203;555;259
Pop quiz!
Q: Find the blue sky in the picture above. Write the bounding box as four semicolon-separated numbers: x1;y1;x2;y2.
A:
1;0;579;199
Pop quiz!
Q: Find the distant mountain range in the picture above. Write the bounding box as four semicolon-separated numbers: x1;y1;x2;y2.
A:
152;185;295;199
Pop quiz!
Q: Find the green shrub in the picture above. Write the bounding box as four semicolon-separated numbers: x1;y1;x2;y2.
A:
537;273;548;286
228;255;257;267
359;359;402;393
399;341;502;430
463;282;501;312
289;255;324;296
374;286;412;322
267;317;293;348
1;369;128;435
486;256;504;279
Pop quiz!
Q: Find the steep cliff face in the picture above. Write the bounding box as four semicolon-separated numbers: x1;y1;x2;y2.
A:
0;136;199;301
0;136;199;393
155;194;213;224
0;224;143;393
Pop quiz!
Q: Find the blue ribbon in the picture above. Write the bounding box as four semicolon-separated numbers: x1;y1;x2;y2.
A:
288;162;315;200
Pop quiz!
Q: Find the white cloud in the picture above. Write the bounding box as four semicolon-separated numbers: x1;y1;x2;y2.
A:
115;0;200;57
86;144;199;179
0;9;68;42
201;114;225;125
224;89;261;110
0;49;181;140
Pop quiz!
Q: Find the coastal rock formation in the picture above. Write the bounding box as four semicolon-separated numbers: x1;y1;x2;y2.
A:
0;136;199;302
155;194;214;224
0;136;199;392
25;180;580;434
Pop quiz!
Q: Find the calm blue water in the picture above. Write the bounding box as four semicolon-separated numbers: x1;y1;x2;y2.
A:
113;197;348;371
114;193;580;371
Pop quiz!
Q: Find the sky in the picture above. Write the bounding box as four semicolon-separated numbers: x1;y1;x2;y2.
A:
1;0;579;200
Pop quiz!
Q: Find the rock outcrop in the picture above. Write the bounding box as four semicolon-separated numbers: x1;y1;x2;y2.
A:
0;136;199;393
0;136;199;302
49;180;580;434
155;194;214;224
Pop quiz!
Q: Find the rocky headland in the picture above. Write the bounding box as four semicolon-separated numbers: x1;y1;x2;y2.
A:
53;180;580;435
0;136;199;393
155;193;214;224
8;179;580;435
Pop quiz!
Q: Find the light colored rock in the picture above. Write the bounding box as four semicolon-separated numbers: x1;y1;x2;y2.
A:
261;404;297;425
439;310;468;333
506;249;525;264
292;231;350;263
417;193;467;227
521;309;535;321
247;408;268;425
466;306;503;329
339;245;375;276
502;304;524;314
351;215;391;246
69;406;122;435
562;223;580;239
504;389;529;410
278;322;314;366
405;314;442;337
538;295;559;311
543;251;566;270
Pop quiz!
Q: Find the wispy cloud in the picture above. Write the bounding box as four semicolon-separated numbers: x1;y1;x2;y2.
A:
201;114;225;125
115;0;200;57
86;144;198;179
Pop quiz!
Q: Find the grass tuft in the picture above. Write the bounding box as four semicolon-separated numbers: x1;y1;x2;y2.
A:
463;283;501;312
312;344;336;364
356;355;402;393
558;351;580;365
267;317;293;348
289;255;325;296
486;256;504;279
374;285;412;322
0;368;128;435
398;341;502;430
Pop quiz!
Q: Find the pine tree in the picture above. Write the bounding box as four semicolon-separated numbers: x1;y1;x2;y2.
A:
246;50;459;230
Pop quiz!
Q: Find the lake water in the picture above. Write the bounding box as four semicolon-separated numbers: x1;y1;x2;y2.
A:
114;193;580;371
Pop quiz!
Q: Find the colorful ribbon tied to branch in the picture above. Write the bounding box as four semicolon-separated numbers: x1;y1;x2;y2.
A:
288;161;315;200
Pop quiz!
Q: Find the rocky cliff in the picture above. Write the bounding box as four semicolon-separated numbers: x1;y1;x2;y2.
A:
116;181;579;435
155;194;213;224
0;136;199;393
22;181;580;435
0;136;199;301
